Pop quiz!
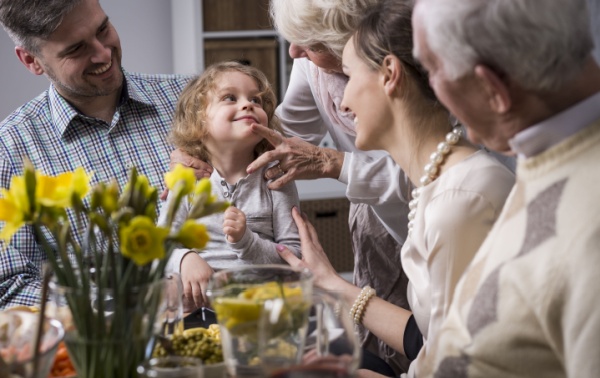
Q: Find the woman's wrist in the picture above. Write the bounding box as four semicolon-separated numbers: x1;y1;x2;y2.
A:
349;286;376;325
320;148;344;179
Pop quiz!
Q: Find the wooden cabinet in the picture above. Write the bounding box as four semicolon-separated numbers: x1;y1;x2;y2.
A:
204;38;280;99
202;0;271;31
300;198;354;273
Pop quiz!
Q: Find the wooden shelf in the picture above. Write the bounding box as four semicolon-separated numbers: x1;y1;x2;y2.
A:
202;0;271;31
204;38;280;98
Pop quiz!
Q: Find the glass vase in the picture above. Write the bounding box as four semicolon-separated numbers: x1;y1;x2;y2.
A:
47;276;166;378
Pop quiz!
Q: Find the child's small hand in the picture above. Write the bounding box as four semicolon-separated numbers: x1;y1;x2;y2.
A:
180;253;214;310
223;206;247;243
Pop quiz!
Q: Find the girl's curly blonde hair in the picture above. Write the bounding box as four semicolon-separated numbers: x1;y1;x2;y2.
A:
170;61;282;161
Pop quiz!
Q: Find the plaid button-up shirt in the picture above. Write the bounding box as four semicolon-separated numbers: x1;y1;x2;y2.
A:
0;70;192;308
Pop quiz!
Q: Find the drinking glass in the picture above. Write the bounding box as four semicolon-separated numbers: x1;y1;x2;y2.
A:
159;272;184;337
206;265;313;378
262;289;361;378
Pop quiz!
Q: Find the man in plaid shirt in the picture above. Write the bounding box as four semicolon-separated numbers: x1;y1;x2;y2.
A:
0;0;193;308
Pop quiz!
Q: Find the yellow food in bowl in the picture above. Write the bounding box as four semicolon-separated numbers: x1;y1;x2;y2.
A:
211;281;310;336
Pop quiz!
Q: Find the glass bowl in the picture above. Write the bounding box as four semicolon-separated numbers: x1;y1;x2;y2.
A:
0;310;65;378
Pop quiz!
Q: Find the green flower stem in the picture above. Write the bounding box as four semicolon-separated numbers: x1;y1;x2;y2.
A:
33;225;63;283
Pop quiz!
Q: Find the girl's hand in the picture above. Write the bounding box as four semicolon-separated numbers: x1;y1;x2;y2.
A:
276;207;346;291
180;253;214;310
223;206;247;243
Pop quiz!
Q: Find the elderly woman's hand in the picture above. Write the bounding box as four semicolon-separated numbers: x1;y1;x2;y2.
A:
276;207;347;291
246;124;345;190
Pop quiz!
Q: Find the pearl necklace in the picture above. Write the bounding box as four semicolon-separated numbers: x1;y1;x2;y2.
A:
407;127;463;235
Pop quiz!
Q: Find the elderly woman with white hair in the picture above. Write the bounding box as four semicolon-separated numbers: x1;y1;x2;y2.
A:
245;0;411;374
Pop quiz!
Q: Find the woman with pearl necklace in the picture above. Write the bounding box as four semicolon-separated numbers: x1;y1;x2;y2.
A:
275;0;515;376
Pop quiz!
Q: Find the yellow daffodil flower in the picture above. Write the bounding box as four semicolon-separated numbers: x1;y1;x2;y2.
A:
135;174;156;199
0;198;25;242
193;177;217;203
175;220;209;249
120;216;170;266
193;178;210;195
1;160;226;374
71;167;92;198
0;176;32;242
164;164;196;195
36;167;92;208
2;176;30;214
101;180;119;214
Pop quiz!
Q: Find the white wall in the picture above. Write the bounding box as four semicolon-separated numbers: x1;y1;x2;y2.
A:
0;0;174;120
0;31;48;120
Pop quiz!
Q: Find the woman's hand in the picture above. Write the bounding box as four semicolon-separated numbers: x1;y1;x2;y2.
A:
246;124;345;190
161;149;213;200
276;207;347;291
223;206;247;243
180;252;214;310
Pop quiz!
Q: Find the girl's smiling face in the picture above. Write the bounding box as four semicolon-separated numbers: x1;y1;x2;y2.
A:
204;71;268;150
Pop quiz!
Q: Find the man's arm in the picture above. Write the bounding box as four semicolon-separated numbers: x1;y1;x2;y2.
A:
0;157;45;309
0;227;44;308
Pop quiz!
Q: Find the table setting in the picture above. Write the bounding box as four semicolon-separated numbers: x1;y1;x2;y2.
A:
0;161;360;377
1;266;360;378
0;161;228;377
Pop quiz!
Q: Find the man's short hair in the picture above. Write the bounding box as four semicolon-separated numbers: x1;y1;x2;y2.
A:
0;0;83;53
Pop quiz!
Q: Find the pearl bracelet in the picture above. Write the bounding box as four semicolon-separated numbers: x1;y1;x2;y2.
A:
349;285;376;325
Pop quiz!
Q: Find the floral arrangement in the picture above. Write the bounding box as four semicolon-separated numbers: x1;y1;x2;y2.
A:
0;160;228;377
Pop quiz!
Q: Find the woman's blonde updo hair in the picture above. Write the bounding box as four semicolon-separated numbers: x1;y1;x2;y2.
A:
170;61;282;162
270;0;379;60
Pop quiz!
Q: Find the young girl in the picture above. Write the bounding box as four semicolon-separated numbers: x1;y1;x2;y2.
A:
159;61;301;310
